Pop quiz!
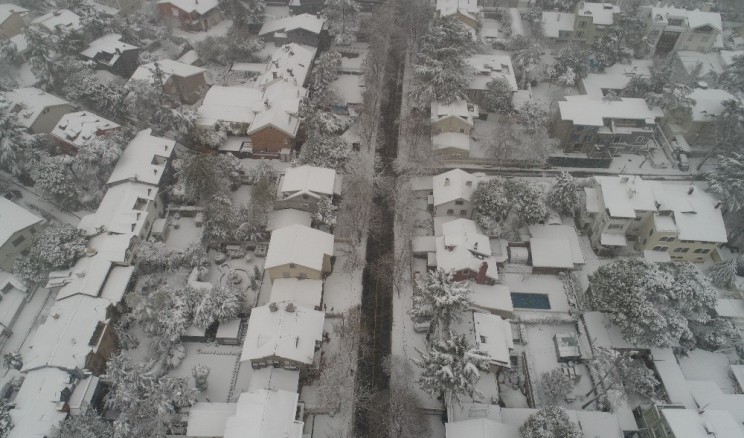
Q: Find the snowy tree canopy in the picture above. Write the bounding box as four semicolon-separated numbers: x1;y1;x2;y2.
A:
707;257;739;290
584;347;658;408
195;35;264;66
124;79;196;137
408;268;471;332
299;133;352;171
218;0;264;28
125;286;194;343
719;54;744;95
414;332;490;404
0;400;11;438
312;196;338;230
246;159;279;184
472;178;511;224
588;259;718;348
310;50;342;96
0;105;41;176
174;153;243;204
547;172;580;216
705;152;744;248
322;0;361;45
520;406;582;438
481;77;513;113
14;223;87;285
540;368;575;403
30;155;80;209
472;178;548;229
49;405;113;438
192;284;244;328
512;43;543;89
135;241;207;273
516;100;550;131
511;180;549;225
548;45;588;87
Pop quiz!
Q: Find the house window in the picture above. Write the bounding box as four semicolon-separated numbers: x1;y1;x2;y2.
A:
579;21;587;28
480;335;487;343
674;247;690;253
455;200;464;205
29;227;37;234
649;229;654;236
459;128;465;133
652;246;668;251
650;30;659;36
299;272;308;279
660;236;676;242
668;18;683;26
447;209;454;215
576;31;584;38
636;136;646;144
607;224;623;230
289;263;296;269
460;210;467;216
693;248;711;254
171;7;179;16
11;235;25;247
283;272;290;278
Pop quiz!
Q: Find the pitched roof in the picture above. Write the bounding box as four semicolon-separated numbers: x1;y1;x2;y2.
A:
432;132;470;152
446;418;520;438
259;13;326;36
580;60;653;98
431;99;476;125
432;169;477;206
130;59;206;83
223;390;303;438
661;409;743;438
187;403;237;437
648;6;722;32
688;87;737;122
80;33;138;66
0;198;42;246
436;218;499;281
267;208;312;232
577;2;620;26
541;11;575;38
558;95;663;126
436;0;478;21
106;129;175;187
157;0;218;15
269;278;323;311
3;87;70;129
466;52;518;91
280;165;336;197
247;107;300;137
528;224;585;266
50;111;120;148
240;301;324;365
8;368;70;438
32;9;81;31
197;86;264;126
453;311;512;366
0;3;28;23
78;182;158;235
256;43;317;88
264;224;334;271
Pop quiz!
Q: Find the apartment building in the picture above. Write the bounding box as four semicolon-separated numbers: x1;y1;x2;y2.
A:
640;5;722;55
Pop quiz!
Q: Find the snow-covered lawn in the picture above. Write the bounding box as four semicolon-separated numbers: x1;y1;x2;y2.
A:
167;342;244;403
205;249;264;308
323;243;364;313
164;216;202;251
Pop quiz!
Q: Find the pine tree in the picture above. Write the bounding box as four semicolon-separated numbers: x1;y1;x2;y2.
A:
311;50;342;96
512;181;549;225
298;133;351;170
192;284;243;328
548;45;588;87
30;155;80;209
408;268;471;332
707;257;739;290
520;407;582;438
513;43;543;89
481;77;513;113
322;0;361;45
0;107;40;176
471;178;510;224
414;332;490;404
49;405;113;438
547;172;579;215
719;54;744;95
541;368;574;403
312;196;338;230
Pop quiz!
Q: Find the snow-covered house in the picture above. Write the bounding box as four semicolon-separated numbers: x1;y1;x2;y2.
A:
469;283;512;319
665;87;738;146
31;9;81;33
0;198;43;272
267;208;312;233
21;295;116;375
264;224;334;281
186;402;238;437
431;100;479;135
240;301;324;370
0;272;30;344
637;405;743;438
246;107;300;156
584;176;727;262
453;310;513;371
2;87;72;134
528;224;585;274
436;0;479;31
640;5;722;55
50;111;121;154
256;43;317;89
196;85;264;130
432;169;477;218
269;278;323;310
582;311;649;350
554;95;664;155
331;74;364;115
275;165;339;212
130;59;208;104
80;33;139;77
0;3;28;38
8;368;77;438
78;182;163;240
434;219;499;285
465;52;517;106
222;389;304;438
46;249;136;305
578;60;653;98
106;128;176;188
258;13;326;47
542;2;621;44
432;132;471;159
156;0;222;31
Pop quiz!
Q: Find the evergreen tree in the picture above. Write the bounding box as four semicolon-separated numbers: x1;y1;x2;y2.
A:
481;77;513;113
520;407;582;438
0;106;40;176
30;155;80;209
192;284;243;328
14;224;87;284
409;268;471;332
175;153;243;204
548;45;588;87
509;179;549;225
0;400;11;438
472;178;510;225
298;133;351;170
49;405;113;438
322;0;361;44
707;257;739;290
312;196;338;230
719;54;744;95
582;347;657;409
541;368;574;403
547;172;579;215
513;43;543;88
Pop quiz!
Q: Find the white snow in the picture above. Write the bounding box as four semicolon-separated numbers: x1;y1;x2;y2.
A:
529;224;585;267
31;9;81;32
269;278;323;309
2;87;70;130
256;43;317;89
446;417;520;438
0;4;27;23
248;366;299;393
186;402;237;437
577;2;620;26
259;13;325;37
541;12;575;39
452;311;512;366
432;132;471;154
331;74;364;106
130;59;206;83
558;95;663;127
647;5;722;32
436;219;499;282
688;88;737;122
80;34;138;67
580;60;653;98
280;165;336;197
264;224;333;273
436;0;478;21
106;129;175;187
661;408;742;438
78;182;158;236
157;0;218;15
223;389;302;438
432;169;477;207
466;52;518;91
247;107;299;137
676;51;726;77
50;111;120;149
266;208;312;232
582;311;645;350
0;198;42;247
470;283;513;315
197;86;263;126
8;368;69;438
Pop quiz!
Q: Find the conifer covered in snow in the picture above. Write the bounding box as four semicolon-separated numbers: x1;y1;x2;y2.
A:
175;153;243;204
511;180;549;225
310;50;342;96
547;45;588;88
547;172;580;215
195;35;264;65
49;405;113;438
707;257;739;290
125;286;193;344
14;224;87;285
414;332;489;403
512;43;543;88
541;368;575;403
192;284;243;328
472;178;510;226
583;347;658;408
322;0;361;45
312;196;338;230
481;77;513;113
705;152;744;248
30;155;80;209
0;108;41;176
299;133;351;170
246;159;279;184
588;259;718;348
719;54;744;95
409;268;471;332
0;400;11;438
520;407;582;438
517;101;550;131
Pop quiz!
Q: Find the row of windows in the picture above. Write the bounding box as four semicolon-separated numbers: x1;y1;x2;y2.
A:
447;209;469;216
653;246;711;254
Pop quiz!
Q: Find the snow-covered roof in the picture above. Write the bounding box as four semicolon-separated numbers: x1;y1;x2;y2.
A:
280;165;336;197
32;9;81;32
595;175;656;218
259;13;326;36
267;208;312;232
247;107;300;137
53;257;113;301
676;51;725;78
716;299;744;319
248;366;300;393
8;368;70;438
580;60;653;98
688;88;737;122
647;6;722;32
529;224;585;266
584;187;600;213
157;0;218;15
643;249;672;263
264;224;334;272
661;409;743;438
256;43;317;88
178;49;200;65
0;198;42;247
583;311;647;350
436;0;478;21
79;182;158;236
332;74;364;105
240;301;324;365
186;402;237;437
558;95;663;127
2;87;70;129
446;418;520;438
0;272;27;331
687;380;744;426
85;233;134;264
197;86;264;126
469;283;513;315
80;33;138;66
431;99;476;126
653;355;696;408
432;169;477;206
130;59;206;83
719;50;744;68
9;32;27;52
541;12;575;38
471;311;512;366
731;365;744;390
50;111;120;148
261;79;308;115
269;278;323;309
466;52;517;91
433;132;471;153
0;3;28;23
106;129;175;187
436;219;498;282
577;2;619;26
223;389;303;438
22;295;110;372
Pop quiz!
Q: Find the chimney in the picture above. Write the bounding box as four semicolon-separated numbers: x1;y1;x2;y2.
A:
476;261;488;285
715;200;722;209
466;180;472;186
273;72;278;79
473;242;478;251
269;302;278;312
444;177;450;186
286;302;296;312
688;186;694;195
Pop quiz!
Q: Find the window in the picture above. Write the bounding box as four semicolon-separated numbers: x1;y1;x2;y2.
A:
693;248;711;254
649;229;654;236
579;20;587;28
29;227;36;234
283;272;290;278
455;200;464;205
298;272;308;279
607;224;623;230
447;209;454;215
171;7;179;16
674;247;690;253
659;236;676;242
459;128;465;133
11;235;25;247
636;136;646;144
576;31;584;38
668;18;683;26
480;335;487;343
289;263;296;269
460;210;467;216
652;246;668;251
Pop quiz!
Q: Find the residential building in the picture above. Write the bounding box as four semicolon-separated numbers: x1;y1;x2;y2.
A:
672;50;743;82
452;310;513;372
431;99;478;135
2;87;72;134
269;278;323;310
264;224;334;281
664;87;738;146
258;13;326;47
240;301;324;370
106;128;176;188
542;2;621;44
31;9;81;33
256;43;317;88
432;132;471;159
186;402;238;437
528;224;585;274
157;0;222;31
435;219;499;285
223;389;304;438
637;405;743;438
640;5;722;55
436;0;479;32
246;107;300;156
0;198;44;272
583;175;728;262
468;282;513;319
554;95;664;155
287;0;325;15
50;111;121;154
0;3;28;38
465;52;517;106
331;74;364;115
80;33;139;77
0;273;30;345
432;169;477;218
78;182;164;240
130;60;208;104
275;165;339;212
578;60;653;98
196;85;265;130
267;208;312;233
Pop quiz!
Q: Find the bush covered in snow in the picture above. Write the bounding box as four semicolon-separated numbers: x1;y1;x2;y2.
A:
519;406;582;438
14;224;87;285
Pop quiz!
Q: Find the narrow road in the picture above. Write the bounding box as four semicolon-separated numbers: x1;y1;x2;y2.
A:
1;172;82;226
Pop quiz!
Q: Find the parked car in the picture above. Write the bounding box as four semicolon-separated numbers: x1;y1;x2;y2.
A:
678;152;689;171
